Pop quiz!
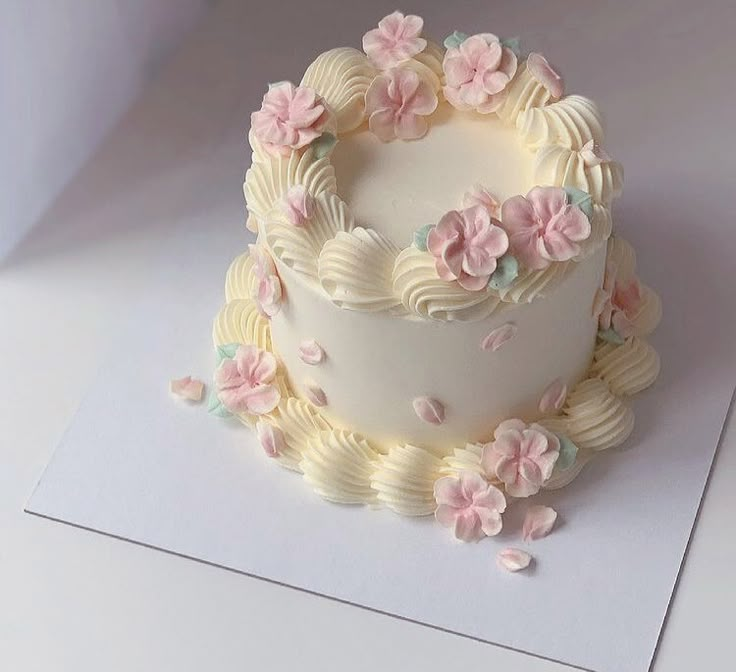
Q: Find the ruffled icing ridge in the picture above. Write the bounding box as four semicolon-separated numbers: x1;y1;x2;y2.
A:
591;337;661;396
392;246;502;321
497;63;553;125
301;48;377;134
516;95;604;150
318;227;406;313
266;192;353;279
244;142;337;226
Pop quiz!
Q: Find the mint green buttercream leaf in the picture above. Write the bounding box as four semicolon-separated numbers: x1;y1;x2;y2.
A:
216;343;240;363
443;31;468;50
207;392;232;418
598;328;625;345
501;37;521;57
413;224;434;251
564;186;594;221
311;132;337;159
488;254;519;290
554;434;579;472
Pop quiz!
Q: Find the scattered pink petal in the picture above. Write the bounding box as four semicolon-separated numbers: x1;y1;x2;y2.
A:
580;139;612;167
497;547;532;572
522;505;558;541
249;244;282;318
256;419;286;458
434;471;506;542
169;376;204;402
462;184;500;217
526;52;564;99
539;378;567;414
282;185;314;226
413;396;445;425
298;339;325;365
305;384;327;407
480;322;517;352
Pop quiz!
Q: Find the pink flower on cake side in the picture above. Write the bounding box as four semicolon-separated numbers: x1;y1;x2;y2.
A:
249;244;282;318
442;34;518;114
427;205;509;291
362;11;427;69
434;471;507;542
481;419;560;498
281;185;314;227
215;344;281;416
597;264;644;339
251;82;330;156
526;52;564;99
501;186;591;270
365;67;438;142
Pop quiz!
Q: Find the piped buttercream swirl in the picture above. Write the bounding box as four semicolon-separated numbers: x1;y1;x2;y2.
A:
516;94;604;150
592;337;661;396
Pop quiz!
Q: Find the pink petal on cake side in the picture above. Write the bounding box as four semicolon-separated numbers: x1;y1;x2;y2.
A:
522;505;558;541
413;396;445;425
305;384;328;407
169;376;204;402
480;322;517;352
298;339;325;365
539;378;567;414
256;419;285;458
580;139;612;167
497;547;532;573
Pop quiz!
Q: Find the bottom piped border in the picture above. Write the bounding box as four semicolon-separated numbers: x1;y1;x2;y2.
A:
208;234;661;544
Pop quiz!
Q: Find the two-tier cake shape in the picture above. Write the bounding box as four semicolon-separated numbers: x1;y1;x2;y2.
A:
209;12;661;543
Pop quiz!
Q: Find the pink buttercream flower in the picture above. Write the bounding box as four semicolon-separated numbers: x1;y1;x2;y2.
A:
281;185;314;227
501;186;591;270
251;82;330;156
249;244;282;318
427;205;509;291
481;419;560;498
434;471;507;542
526;52;564;99
365;67;438;142
215;344;281;416
442;34;518;114
597;263;644;338
362;11;427;69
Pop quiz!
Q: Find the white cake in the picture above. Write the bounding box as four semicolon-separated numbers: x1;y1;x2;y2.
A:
210;12;661;543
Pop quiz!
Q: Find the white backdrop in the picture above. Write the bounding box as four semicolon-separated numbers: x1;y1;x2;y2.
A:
0;0;210;260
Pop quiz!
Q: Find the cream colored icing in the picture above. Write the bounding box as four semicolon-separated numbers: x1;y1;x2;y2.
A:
211;27;663;517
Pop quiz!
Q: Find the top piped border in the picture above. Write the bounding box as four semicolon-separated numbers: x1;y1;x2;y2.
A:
243;11;624;322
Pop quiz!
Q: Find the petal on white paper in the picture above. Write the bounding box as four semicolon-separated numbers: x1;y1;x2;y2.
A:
522;505;558;541
169;376;204;402
497;547;532;572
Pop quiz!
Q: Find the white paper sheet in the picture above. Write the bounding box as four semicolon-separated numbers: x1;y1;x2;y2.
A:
25;215;733;672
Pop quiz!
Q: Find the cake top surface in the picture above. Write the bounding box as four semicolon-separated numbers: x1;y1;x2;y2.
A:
243;11;624;322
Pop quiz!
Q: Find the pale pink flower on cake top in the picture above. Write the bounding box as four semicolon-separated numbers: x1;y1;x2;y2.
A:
256;419;286;458
522;504;558;541
365;67;438;142
362;11;427;69
497;547;532;572
249;244;282;318
481;419;560;498
462;184;500;218
597;263;644;338
526;52;564;99
443;34;518;114
169;376;204;402
251;82;330;156
501;186;591;270
282;185;314;227
215;345;281;415
427;205;509;291
434;471;507;542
